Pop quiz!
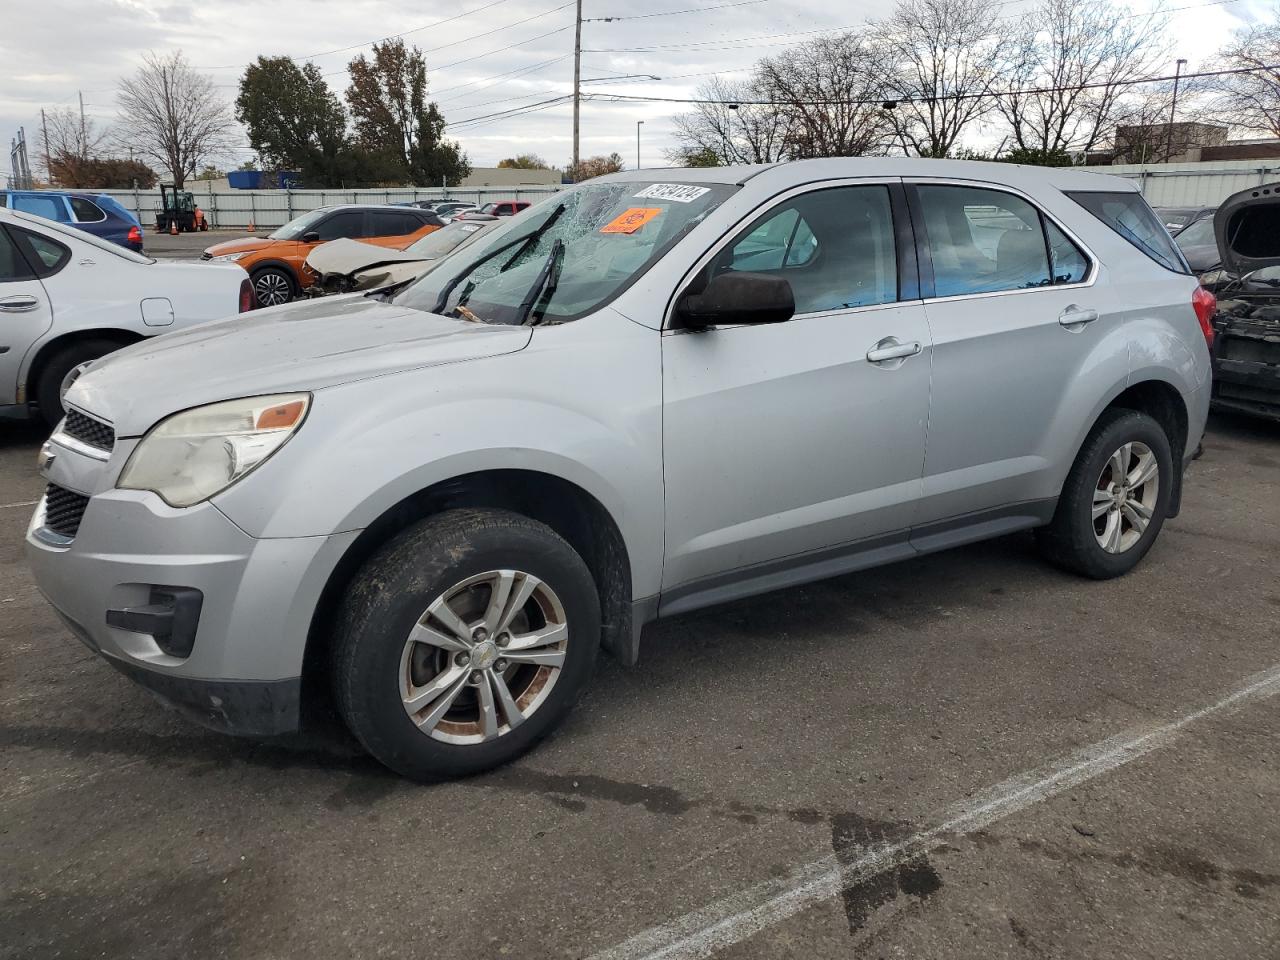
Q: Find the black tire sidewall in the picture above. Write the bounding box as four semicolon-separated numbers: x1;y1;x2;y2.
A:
334;510;600;780
1060;411;1174;578
250;267;295;308
35;339;121;427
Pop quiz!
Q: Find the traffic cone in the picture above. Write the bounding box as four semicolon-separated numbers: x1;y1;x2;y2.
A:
169;219;178;236
246;217;255;233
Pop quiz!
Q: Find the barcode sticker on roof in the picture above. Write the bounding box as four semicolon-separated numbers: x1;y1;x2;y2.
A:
633;183;711;204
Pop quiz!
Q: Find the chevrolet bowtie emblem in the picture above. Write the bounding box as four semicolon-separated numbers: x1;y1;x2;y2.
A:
37;442;56;477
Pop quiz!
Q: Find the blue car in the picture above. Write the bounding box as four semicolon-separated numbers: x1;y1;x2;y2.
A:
0;190;144;252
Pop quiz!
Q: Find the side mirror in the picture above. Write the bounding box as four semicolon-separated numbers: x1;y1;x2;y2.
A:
301;231;321;243
675;271;795;329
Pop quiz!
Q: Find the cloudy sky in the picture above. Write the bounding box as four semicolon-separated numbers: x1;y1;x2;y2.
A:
0;0;1270;178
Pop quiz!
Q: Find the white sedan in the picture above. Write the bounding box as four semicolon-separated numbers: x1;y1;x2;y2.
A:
0;207;250;426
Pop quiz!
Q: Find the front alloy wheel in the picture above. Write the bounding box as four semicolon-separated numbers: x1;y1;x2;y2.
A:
252;269;293;307
400;570;569;743
332;508;600;780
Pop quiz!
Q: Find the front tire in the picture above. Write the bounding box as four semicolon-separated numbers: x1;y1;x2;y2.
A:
250;266;296;308
1037;409;1173;579
331;509;600;780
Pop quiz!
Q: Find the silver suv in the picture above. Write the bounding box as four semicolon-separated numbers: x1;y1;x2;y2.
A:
26;160;1213;779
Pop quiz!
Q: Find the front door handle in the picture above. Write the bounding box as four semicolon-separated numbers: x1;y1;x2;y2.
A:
1058;306;1099;328
0;295;40;313
866;338;923;364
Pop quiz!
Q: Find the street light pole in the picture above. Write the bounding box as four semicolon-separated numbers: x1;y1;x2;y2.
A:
1166;58;1188;162
636;120;644;170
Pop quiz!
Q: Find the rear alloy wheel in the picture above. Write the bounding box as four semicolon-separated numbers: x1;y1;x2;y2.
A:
251;267;294;307
332;509;600;780
1037;409;1173;579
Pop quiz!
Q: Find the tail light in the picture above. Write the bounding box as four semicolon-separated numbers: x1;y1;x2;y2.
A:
127;225;143;246
238;278;254;312
1191;285;1216;349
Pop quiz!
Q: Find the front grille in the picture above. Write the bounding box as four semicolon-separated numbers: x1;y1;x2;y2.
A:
43;483;90;539
62;409;115;452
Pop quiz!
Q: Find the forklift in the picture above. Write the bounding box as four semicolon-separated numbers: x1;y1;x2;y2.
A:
154;184;209;233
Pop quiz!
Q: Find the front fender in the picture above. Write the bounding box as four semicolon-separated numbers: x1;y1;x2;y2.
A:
213;317;665;599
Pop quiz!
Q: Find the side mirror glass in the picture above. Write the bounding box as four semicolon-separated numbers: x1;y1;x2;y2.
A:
301;231;321;243
676;271;795;329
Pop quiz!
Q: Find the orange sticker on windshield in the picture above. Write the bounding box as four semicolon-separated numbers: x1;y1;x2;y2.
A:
601;207;662;234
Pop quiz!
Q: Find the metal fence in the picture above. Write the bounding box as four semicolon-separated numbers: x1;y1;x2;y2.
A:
101;184;565;230
1103;159;1280;206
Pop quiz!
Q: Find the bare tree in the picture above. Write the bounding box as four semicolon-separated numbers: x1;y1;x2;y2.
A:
995;0;1168;159
115;50;236;188
1205;9;1280;138
41;107;107;184
873;0;1011;157
669;76;791;165
756;34;896;158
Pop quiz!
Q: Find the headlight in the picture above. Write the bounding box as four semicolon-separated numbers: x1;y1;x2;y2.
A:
211;252;248;262
118;394;310;507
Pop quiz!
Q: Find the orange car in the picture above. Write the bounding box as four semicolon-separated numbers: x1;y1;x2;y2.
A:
202;205;444;307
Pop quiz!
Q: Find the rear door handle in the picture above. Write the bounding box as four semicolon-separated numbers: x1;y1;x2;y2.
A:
866;338;923;364
1058;306;1099;328
0;295;40;313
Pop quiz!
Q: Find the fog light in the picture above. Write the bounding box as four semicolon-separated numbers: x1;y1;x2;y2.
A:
106;586;204;658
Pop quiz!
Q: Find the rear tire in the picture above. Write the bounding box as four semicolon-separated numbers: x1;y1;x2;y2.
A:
331;508;600;781
250;266;296;308
34;338;124;428
1037;409;1173;579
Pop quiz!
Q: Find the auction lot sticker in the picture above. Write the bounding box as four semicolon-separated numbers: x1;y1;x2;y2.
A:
601;207;663;234
633;183;711;203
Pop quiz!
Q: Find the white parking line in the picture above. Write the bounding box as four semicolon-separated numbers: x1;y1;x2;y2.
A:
0;500;38;509
588;662;1280;960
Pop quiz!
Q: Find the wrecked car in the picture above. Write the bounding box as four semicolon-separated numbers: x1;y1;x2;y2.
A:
1206;183;1280;421
303;216;500;295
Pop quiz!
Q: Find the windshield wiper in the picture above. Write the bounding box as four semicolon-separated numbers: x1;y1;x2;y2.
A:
430;202;567;314
515;239;565;327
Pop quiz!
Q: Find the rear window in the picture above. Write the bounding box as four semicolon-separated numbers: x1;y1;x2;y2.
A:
1067;191;1188;274
69;197;106;222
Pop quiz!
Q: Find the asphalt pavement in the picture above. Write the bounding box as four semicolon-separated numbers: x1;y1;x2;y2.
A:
2;412;1279;959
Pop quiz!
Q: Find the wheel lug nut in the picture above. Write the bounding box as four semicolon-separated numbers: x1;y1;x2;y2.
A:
470;671;482;684
472;628;489;643
455;652;470;666
495;659;507;671
496;633;510;647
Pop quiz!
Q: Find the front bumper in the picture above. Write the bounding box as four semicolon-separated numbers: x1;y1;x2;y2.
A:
1211;314;1280;420
26;458;358;736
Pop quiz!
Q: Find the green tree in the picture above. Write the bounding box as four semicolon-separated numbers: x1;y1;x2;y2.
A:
345;39;470;186
566;152;625;181
192;164;224;181
667;145;723;167
236;56;359;187
497;153;551;169
999;146;1074;166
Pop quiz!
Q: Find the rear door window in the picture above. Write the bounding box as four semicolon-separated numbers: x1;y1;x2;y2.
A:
916;185;1051;296
1045;220;1089;284
1067;191;1188;274
370;211;422;236
69;197;107;222
0;228;36;281
13;228;71;277
12;194;70;223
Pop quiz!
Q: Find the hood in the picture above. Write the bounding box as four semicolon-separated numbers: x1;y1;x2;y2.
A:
306;238;433;278
1214;182;1280;276
203;236;281;257
67;295;531;436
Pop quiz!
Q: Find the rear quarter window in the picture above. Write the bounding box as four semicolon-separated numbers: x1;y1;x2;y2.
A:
1067;191;1188;274
69;197;107;222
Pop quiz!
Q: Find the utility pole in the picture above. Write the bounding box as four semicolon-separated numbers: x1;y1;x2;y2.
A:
1166;58;1187;163
572;0;583;181
636;120;643;170
78;91;87;157
40;108;51;182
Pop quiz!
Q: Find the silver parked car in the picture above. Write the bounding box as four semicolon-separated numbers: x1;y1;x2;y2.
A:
27;159;1213;779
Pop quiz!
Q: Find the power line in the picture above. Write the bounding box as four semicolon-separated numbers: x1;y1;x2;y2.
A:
203;0;527;69
447;95;575;130
324;23;574;78
586;62;1280;107
584;0;772;22
434;54;571;99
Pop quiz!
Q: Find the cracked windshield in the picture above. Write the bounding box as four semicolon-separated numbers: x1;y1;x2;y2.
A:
395;180;736;325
